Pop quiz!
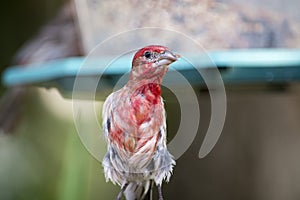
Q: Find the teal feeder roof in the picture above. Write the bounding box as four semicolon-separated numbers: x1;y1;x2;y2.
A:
2;49;300;99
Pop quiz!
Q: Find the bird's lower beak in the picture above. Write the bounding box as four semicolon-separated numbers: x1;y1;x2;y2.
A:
157;50;180;66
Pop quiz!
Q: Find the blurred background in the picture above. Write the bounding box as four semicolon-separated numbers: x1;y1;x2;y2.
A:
1;0;300;200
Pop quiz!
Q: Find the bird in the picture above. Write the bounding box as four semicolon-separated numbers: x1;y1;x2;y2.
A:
102;45;179;200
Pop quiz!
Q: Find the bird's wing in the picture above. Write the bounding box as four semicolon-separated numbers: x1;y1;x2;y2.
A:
102;92;114;141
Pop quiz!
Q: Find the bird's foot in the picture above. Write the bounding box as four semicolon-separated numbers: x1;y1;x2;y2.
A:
158;184;164;200
116;182;128;200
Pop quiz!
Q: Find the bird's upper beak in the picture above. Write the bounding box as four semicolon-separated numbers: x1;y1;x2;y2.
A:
156;50;180;66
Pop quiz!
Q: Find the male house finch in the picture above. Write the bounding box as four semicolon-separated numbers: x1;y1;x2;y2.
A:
102;45;179;200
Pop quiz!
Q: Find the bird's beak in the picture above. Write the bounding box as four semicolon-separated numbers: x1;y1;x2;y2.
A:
156;50;180;66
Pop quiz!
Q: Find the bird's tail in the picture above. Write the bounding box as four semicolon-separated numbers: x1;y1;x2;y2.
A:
124;180;153;200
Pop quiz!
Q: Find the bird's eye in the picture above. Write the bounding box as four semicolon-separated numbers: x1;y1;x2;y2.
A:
144;51;152;59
